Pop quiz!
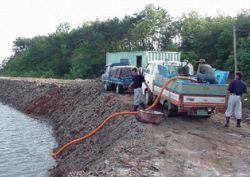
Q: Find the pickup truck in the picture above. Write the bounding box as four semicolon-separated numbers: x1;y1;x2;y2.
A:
142;62;228;117
101;64;134;94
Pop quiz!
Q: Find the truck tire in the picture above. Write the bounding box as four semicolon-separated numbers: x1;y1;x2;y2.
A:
116;85;123;94
163;101;177;117
145;90;153;105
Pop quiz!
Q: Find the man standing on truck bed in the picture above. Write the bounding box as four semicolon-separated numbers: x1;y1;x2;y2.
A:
225;71;247;128
197;59;217;84
129;68;151;111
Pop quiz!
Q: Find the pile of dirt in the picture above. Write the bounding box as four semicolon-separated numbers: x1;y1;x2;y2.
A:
1;77;250;177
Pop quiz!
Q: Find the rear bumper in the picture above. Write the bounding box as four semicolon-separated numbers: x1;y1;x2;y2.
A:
179;104;226;114
181;95;226;113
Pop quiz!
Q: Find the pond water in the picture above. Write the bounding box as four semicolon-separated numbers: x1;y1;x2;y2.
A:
0;102;56;177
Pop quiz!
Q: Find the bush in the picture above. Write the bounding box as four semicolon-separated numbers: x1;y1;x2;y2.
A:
243;89;250;107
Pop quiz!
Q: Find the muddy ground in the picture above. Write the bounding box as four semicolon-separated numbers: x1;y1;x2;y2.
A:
0;77;250;177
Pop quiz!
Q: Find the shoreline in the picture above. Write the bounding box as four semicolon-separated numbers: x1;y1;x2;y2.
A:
0;77;146;177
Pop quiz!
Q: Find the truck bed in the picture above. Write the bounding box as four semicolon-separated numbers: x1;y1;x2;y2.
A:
166;80;227;96
153;79;227;113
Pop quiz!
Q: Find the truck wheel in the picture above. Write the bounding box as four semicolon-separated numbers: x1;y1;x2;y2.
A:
163;101;177;117
116;85;123;94
104;82;109;91
145;90;153;105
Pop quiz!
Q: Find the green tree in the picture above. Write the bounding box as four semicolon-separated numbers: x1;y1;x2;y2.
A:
2;5;249;80
12;37;31;53
56;22;71;33
236;37;250;77
131;4;173;50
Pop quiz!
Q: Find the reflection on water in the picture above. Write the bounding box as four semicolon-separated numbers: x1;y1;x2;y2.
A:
0;102;56;177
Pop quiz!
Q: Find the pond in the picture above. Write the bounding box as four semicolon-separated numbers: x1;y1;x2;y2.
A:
0;102;56;177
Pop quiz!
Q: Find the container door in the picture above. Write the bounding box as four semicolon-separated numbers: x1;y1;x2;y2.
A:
136;56;142;68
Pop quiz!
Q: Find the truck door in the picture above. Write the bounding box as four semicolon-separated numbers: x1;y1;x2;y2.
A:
144;64;154;91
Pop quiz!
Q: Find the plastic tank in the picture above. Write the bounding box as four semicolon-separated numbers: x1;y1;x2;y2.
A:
214;70;229;84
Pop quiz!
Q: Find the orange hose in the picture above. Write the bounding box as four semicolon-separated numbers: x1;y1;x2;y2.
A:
50;111;137;158
146;76;197;111
50;76;196;158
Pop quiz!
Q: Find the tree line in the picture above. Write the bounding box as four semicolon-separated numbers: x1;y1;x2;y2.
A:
1;4;250;79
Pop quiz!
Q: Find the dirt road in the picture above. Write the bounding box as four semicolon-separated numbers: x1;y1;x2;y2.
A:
0;77;250;177
143;114;250;177
96;94;250;177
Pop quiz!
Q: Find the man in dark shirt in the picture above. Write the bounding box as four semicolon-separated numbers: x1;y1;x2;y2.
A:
225;71;247;127
129;68;151;111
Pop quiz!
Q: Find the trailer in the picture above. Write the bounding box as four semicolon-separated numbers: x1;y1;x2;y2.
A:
106;51;181;68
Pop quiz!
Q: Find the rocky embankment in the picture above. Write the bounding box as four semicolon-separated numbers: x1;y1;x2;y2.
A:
0;77;149;177
1;77;250;177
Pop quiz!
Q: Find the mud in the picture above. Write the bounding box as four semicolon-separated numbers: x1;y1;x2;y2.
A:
0;76;250;177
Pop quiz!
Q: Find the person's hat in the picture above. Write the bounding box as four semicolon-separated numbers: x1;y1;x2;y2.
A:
198;59;206;63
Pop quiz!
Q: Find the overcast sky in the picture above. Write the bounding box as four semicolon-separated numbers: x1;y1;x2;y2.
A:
0;0;249;63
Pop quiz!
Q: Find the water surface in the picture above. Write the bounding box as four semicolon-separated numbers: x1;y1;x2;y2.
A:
0;102;56;177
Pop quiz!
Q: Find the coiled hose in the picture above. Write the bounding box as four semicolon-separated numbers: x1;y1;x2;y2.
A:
51;76;196;158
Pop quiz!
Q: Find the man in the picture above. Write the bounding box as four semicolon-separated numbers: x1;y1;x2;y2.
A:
178;59;193;76
197;59;217;84
129;67;151;111
225;71;247;128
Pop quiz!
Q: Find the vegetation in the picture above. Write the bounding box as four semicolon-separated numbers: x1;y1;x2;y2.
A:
1;5;250;80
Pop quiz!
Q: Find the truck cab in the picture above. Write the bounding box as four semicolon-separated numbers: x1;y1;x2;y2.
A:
142;61;183;95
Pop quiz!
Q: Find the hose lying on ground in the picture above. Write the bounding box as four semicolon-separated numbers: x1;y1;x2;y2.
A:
51;76;196;158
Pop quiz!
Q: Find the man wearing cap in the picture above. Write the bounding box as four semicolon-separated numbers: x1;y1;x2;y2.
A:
225;71;247;128
197;59;217;84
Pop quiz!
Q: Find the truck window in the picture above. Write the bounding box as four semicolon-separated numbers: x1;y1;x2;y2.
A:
110;68;116;77
158;65;169;77
120;68;132;77
114;69;121;78
167;66;179;75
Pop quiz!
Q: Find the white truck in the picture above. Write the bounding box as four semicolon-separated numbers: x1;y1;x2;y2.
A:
142;61;228;117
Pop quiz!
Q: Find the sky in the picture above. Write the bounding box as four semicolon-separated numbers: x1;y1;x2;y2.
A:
0;0;249;63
